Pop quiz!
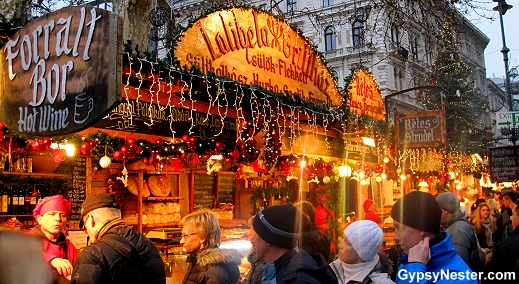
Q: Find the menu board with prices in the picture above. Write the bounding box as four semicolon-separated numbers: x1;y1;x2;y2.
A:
489;146;519;183
216;172;235;205
55;156;87;220
192;171;215;211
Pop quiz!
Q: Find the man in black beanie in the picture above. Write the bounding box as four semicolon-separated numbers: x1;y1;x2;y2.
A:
251;204;338;283
391;191;477;283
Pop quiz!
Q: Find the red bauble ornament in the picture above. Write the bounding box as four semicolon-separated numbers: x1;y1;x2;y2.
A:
180;152;188;160
126;137;136;146
215;141;224;151
181;134;190;142
42;137;52;146
113;151;122;161
155;149;163;155
88;140;97;148
0;122;4;130
156;138;164;146
80;142;91;152
119;145;129;154
189;136;197;144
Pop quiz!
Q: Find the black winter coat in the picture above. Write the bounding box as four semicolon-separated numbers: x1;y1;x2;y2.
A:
182;246;242;284
485;226;519;283
274;249;338;284
71;226;165;284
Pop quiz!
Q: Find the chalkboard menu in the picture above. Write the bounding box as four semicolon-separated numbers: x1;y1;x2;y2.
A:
193;172;215;210
55;156;87;220
217;172;235;205
489;146;519;182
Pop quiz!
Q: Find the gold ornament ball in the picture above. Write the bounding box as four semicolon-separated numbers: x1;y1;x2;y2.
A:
100;155;112;168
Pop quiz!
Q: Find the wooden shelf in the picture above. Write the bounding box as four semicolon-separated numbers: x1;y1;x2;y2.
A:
1;171;68;178
129;222;179;228
142;197;183;201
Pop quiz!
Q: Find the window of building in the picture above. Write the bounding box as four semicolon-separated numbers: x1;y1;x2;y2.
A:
287;0;297;15
323;0;334;7
352;21;364;47
331;70;339;83
390;25;399;45
325;26;337;51
424;41;432;65
410;35;419;60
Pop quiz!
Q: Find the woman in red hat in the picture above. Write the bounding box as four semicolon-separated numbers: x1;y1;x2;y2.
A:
28;195;78;282
363;199;381;224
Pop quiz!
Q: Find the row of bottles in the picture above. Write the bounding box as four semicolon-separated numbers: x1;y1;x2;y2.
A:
0;185;41;214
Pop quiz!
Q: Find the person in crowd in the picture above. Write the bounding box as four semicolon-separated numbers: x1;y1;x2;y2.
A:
500;190;516;241
363;199;381;224
0;231;53;284
485;200;519;283
487;197;503;244
28;195;78;282
251;204;338;283
470;198;486;214
242;216;263;284
179;209;242;284
329;220;393;284
391;191;477;284
315;195;330;231
71;193;165;284
296;200;332;263
436;192;480;271
470;201;496;263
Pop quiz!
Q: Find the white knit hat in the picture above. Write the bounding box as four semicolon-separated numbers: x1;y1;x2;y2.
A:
345;220;383;261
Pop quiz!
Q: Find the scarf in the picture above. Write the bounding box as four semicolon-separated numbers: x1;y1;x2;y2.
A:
93;216;125;243
341;254;379;283
481;218;494;248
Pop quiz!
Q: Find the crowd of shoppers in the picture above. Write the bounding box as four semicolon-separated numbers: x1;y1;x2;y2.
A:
5;188;519;283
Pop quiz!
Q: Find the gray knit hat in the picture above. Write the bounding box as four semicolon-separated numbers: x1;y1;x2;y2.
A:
436;192;460;214
252;204;301;249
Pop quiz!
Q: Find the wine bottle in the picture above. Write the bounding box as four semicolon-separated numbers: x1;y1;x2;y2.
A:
11;187;19;214
25;186;32;214
30;186;39;212
0;185;7;213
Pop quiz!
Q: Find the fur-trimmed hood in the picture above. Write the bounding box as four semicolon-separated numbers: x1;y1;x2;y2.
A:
187;247;242;267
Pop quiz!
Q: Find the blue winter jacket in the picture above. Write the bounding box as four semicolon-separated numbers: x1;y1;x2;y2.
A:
396;232;478;284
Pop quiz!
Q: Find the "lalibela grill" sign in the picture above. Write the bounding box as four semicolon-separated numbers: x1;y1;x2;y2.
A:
174;7;342;107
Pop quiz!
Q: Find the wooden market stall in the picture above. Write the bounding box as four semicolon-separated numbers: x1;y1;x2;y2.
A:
0;6;395;258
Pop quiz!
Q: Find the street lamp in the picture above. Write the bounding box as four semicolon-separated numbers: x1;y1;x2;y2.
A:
493;0;513;110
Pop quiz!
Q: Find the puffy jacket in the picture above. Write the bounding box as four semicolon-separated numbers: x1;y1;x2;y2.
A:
396;232;477;284
273;248;338;284
182;246;242;284
441;210;480;271
71;225;165;284
329;252;393;284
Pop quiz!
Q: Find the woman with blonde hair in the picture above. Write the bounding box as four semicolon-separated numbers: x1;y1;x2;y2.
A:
471;202;497;265
179;209;242;284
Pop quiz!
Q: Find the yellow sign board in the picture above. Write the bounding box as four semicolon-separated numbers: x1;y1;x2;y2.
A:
347;70;385;120
174;8;342;107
